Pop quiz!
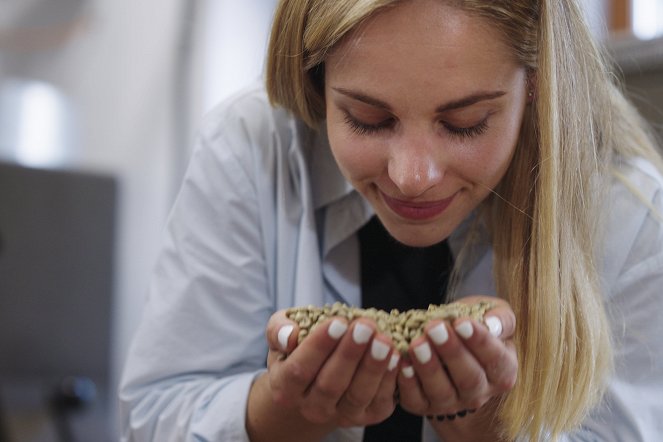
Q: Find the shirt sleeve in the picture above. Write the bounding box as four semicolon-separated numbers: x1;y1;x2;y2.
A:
560;173;663;441
118;108;275;441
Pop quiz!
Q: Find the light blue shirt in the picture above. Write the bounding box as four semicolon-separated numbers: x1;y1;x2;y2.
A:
119;84;663;441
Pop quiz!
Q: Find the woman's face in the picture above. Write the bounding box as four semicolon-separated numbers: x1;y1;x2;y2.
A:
325;0;528;247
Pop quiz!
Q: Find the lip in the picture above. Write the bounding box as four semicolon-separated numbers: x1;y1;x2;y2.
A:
380;191;457;221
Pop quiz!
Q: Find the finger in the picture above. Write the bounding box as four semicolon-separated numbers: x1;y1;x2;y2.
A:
483;304;516;340
267;349;286;368
304;319;375;422
337;333;394;420
266;309;299;354
395;361;429;415
406;323;458;414
454;296;516;340
433;319;488;410
364;351;400;423
455;317;518;393
270;317;349;406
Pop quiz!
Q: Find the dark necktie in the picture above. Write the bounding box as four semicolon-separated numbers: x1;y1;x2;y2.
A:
359;216;453;442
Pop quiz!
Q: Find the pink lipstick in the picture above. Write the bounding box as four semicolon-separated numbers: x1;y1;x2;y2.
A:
381;192;456;221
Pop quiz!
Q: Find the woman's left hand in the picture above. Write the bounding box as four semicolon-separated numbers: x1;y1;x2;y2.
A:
397;296;517;427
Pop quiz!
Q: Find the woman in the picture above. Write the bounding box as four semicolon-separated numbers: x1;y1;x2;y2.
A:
120;0;663;441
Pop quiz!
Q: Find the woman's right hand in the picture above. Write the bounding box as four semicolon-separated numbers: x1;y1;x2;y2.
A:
255;309;400;432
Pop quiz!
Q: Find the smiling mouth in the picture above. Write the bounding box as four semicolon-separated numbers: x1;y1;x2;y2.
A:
380;191;457;221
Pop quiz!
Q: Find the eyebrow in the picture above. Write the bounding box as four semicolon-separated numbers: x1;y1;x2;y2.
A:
332;87;506;112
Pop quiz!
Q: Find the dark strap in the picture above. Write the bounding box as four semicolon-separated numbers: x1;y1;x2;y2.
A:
358;216;453;442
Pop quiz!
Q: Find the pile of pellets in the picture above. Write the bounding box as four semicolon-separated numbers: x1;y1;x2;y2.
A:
286;301;494;355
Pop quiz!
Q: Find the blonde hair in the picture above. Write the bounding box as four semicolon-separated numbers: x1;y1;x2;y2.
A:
266;0;662;440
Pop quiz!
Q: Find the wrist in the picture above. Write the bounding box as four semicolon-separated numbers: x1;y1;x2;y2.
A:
246;372;335;442
426;408;476;422
429;403;509;442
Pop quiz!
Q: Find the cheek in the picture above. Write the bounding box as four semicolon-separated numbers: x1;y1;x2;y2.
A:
326;124;386;183
332;139;384;183
457;120;521;189
464;139;516;184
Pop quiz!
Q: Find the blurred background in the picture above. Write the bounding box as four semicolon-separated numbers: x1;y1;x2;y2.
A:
0;0;660;441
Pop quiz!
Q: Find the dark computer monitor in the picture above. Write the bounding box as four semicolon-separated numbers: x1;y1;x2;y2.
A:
0;161;117;441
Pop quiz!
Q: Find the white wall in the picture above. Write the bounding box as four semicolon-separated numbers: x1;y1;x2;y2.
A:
200;0;277;113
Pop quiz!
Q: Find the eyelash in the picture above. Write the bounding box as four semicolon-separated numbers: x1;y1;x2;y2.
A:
344;114;394;136
445;119;489;139
343;114;489;140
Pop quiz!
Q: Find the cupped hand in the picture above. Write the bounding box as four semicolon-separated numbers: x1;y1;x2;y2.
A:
397;296;517;417
264;309;401;427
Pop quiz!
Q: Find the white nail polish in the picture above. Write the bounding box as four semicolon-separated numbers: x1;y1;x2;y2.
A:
485;316;503;338
455;321;474;339
388;354;400;371
352;323;372;344
414;342;432;364
428;323;449;345
402;366;415;378
328;319;348;340
278;325;294;351
371;340;390;361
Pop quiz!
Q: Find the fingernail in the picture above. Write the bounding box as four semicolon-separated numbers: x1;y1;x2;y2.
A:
371;340;390;361
413;342;432;364
352;323;373;344
278;325;294;351
485;316;503;338
328;319;348;340
455;321;474;339
402;366;415;378
428;323;449;345
388;354;400;371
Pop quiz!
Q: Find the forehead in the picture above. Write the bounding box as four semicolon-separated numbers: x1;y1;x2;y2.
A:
326;0;517;87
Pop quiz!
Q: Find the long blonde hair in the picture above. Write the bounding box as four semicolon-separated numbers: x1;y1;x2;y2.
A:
266;0;662;439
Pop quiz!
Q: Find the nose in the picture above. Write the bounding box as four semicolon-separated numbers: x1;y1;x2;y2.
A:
387;135;444;197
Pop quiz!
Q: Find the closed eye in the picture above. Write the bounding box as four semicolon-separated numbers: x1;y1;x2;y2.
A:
344;114;395;135
442;118;489;139
343;113;489;139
